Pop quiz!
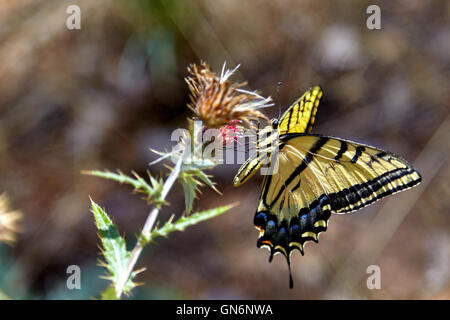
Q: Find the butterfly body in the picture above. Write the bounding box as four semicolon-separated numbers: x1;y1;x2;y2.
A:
233;86;422;288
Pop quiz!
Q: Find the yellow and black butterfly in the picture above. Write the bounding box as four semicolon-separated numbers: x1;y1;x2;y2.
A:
233;86;422;288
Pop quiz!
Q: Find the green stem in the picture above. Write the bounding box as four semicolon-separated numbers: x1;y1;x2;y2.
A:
114;150;186;299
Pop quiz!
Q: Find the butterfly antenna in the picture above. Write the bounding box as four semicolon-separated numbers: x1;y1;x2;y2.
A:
277;81;283;119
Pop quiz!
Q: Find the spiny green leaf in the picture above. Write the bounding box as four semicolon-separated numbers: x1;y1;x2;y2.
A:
90;199;136;296
190;169;220;194
178;172;200;214
148;204;234;242
83;170;163;205
177;166;221;214
83;170;150;191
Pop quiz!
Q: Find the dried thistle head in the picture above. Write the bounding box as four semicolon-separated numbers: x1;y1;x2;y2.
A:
0;193;22;245
185;62;272;129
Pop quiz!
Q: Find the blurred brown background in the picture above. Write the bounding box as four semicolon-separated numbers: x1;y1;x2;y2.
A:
0;0;449;299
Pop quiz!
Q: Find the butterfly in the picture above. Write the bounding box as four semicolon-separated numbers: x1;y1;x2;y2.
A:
233;86;422;288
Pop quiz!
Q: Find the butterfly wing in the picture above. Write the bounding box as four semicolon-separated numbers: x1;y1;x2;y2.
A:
255;134;421;273
234;154;265;186
278;86;323;135
233;126;279;186
234;86;323;186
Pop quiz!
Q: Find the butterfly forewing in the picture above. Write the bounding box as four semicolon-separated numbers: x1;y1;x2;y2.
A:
278;86;323;135
282;135;422;213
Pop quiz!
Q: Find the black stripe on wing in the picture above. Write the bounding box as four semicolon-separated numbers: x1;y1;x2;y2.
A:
328;167;421;212
268;136;329;207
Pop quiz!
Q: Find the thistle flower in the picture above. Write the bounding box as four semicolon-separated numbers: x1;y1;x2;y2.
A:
0;193;22;245
185;62;272;129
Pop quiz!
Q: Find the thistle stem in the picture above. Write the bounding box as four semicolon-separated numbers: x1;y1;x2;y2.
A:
115;150;186;298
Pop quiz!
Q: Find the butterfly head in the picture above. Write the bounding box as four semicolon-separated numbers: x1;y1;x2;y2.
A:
270;118;278;129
